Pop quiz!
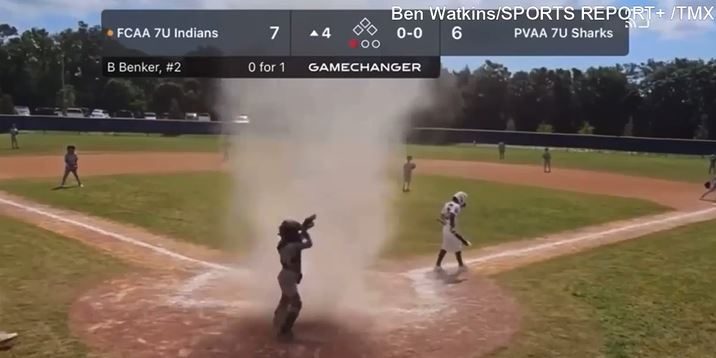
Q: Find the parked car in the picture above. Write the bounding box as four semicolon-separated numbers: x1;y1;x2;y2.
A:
144;112;157;120
114;110;134;118
185;112;198;120
13;106;30;116
35;107;60;116
90;109;110;118
65;108;85;117
198;113;211;122
234;114;250;124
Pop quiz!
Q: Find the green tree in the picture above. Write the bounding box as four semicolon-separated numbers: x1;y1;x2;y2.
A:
0;88;13;114
101;79;140;112
462;61;510;129
152;82;185;114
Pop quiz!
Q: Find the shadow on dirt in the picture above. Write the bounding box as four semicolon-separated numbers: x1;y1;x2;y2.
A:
187;317;378;358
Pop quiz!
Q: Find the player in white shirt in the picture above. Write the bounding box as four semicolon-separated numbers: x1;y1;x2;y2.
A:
435;191;471;273
700;177;716;200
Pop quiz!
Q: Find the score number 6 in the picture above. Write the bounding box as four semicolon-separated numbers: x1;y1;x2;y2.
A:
451;26;462;40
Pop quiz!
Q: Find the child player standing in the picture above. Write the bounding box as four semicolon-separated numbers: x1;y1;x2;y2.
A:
9;123;19;150
273;214;316;341
60;145;83;188
543;147;552;173
434;191;471;273
402;155;416;192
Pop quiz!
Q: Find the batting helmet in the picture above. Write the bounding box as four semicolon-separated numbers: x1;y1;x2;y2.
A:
453;191;468;206
278;220;302;240
705;181;711;189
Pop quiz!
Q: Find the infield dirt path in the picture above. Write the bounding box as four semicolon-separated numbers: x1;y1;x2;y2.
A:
1;152;714;357
0;152;706;210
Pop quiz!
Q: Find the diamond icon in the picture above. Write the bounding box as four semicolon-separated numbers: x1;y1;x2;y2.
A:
352;25;364;36
360;17;371;28
366;24;378;36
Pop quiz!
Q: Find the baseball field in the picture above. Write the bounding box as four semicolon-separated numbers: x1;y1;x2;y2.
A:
1;132;715;357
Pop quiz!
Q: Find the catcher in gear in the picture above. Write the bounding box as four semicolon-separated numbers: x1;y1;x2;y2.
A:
434;191;471;273
273;214;316;341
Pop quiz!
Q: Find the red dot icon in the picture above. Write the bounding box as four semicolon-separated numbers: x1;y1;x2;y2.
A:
348;38;359;48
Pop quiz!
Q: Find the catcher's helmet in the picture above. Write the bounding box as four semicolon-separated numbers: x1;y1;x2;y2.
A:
453;191;468;206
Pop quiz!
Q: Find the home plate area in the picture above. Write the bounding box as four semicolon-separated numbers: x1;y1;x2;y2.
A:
69;269;521;358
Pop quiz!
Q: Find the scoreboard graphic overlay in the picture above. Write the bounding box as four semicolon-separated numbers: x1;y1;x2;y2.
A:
102;9;629;78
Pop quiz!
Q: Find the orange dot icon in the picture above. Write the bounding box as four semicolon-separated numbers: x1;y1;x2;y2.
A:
106;29;114;37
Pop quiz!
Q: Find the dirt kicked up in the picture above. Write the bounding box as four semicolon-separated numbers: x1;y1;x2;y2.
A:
0;152;713;357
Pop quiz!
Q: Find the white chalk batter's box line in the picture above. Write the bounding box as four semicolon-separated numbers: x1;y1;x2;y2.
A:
2;196;715;310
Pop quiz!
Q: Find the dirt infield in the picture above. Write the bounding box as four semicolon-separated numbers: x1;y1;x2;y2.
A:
70;271;520;358
0;152;703;209
0;152;713;357
418;159;704;210
0;152;225;180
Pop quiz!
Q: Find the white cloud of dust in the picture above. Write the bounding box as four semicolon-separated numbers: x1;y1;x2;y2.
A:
215;0;437;319
219;76;429;319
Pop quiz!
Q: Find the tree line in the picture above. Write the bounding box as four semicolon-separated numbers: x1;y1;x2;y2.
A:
0;22;217;119
415;59;716;139
1;22;715;139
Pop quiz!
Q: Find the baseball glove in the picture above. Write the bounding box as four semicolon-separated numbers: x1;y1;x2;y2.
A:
301;214;317;231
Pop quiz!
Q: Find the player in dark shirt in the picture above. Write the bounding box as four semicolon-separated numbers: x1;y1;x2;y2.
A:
273;214;316;341
402;155;417;192
543;147;552;173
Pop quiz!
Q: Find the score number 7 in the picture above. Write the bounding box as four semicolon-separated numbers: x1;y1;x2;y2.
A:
269;26;280;40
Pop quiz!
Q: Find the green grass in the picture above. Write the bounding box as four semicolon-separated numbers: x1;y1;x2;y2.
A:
2;172;666;256
0;132;708;182
1;133;709;182
0;215;129;357
388;175;665;256
409;144;711;183
3;172;235;251
492;219;716;358
0;132;220;156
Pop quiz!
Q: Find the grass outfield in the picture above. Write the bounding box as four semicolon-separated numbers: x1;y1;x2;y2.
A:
0;215;129;357
492;219;716;358
0;132;220;155
408;144;710;183
2;172;666;256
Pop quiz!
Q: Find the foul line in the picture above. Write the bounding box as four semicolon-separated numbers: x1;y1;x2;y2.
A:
0;196;232;272
1;195;715;279
406;206;716;276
